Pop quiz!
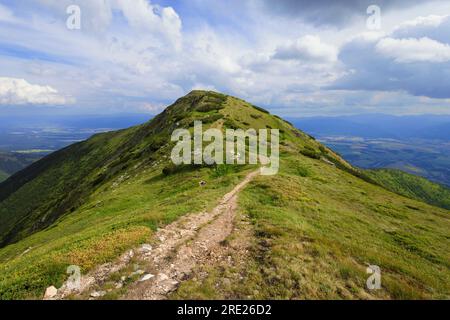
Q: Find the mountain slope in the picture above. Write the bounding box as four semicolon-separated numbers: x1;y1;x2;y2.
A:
175;151;450;300
0;91;344;248
0;91;448;300
366;169;450;210
0;151;41;183
0;170;7;183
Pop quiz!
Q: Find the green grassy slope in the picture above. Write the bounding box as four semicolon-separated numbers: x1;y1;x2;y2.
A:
0;91;448;300
366;169;450;210
0;152;41;183
0;170;7;183
0;91;343;248
175;151;449;299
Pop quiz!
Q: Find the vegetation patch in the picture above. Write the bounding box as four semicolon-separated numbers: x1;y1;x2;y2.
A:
300;146;321;160
251;105;270;114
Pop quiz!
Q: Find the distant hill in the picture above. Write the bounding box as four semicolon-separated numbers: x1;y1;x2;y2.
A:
366;168;450;210
0;91;448;300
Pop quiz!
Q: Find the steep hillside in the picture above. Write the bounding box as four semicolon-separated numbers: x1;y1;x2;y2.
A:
0;91;448;300
0;151;41;183
0;170;7;183
366;169;450;210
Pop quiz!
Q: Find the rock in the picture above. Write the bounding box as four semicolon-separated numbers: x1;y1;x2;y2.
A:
140;244;152;253
132;269;145;276
90;291;106;298
115;283;123;289
20;247;33;257
199;180;207;186
44;286;58;299
139;274;155;282
158;273;169;281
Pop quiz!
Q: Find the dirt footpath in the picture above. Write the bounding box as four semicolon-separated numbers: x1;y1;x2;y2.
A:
124;170;259;299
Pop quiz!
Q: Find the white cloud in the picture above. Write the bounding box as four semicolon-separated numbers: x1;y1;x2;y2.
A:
398;14;449;29
139;102;165;114
191;83;218;92
34;0;182;48
114;0;182;49
0;4;16;23
0;77;72;105
376;37;450;63
273;35;338;63
390;15;450;45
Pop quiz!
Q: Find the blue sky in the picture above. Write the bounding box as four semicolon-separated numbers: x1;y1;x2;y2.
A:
0;0;450;116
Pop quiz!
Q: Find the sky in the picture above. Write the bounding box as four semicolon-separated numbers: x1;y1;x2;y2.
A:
0;0;450;117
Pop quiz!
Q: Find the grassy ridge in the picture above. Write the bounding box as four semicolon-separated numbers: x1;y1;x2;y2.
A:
366;169;450;210
0;90;448;300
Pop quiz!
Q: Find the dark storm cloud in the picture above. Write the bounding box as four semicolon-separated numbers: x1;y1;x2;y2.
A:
260;0;438;27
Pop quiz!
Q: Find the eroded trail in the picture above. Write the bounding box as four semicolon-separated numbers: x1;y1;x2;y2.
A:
50;170;258;300
124;170;259;299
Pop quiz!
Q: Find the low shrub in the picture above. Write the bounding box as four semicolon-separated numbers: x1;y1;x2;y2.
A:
200;113;223;123
197;103;224;112
300;146;321;160
251;105;270;114
297;166;311;177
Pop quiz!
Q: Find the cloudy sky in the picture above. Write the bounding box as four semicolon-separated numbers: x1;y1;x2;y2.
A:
0;0;450;116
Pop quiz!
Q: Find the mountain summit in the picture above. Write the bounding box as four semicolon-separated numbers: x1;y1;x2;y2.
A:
0;91;448;300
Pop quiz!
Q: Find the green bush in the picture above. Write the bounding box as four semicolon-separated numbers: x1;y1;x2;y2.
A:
296;166;311;177
210;164;231;178
200;114;223;123
319;145;327;154
197;103;224;112
162;164;178;176
251;105;270;114
300;146;321;160
223;118;239;130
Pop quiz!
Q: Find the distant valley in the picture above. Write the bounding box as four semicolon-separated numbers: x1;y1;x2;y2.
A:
290;115;450;187
0;113;151;181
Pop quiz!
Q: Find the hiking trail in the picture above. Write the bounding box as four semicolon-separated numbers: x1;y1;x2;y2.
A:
50;170;259;300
